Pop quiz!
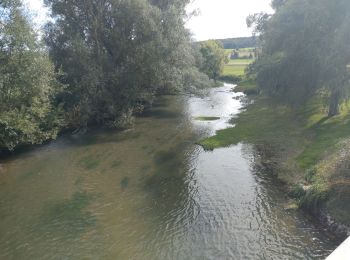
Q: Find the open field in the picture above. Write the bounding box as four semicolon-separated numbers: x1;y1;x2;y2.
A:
222;59;253;77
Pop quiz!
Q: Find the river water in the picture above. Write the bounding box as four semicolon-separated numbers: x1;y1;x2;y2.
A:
0;83;340;259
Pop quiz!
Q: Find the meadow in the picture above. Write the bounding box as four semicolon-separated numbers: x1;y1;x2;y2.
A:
222;59;253;77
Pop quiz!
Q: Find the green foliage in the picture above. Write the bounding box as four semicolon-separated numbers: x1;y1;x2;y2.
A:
199;40;227;81
249;0;350;114
0;0;62;150
45;0;209;129
288;185;306;199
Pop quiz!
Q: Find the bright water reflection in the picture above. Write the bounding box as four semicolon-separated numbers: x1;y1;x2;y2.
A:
0;84;339;259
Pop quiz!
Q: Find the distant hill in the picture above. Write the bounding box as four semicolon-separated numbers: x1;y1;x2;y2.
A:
218;37;259;49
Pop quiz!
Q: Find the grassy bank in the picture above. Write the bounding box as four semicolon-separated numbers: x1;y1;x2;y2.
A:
199;90;350;229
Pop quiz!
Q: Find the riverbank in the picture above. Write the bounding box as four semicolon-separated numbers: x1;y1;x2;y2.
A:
200;82;350;237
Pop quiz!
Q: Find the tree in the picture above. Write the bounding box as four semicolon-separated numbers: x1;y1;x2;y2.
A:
248;0;350;115
199;40;227;81
45;0;208;129
0;0;62;150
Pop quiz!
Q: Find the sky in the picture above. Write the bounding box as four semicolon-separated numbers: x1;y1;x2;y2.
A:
24;0;273;41
23;0;49;27
186;0;273;41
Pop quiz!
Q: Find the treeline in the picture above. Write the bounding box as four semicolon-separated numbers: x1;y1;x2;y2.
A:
0;0;213;151
218;37;259;49
248;0;350;116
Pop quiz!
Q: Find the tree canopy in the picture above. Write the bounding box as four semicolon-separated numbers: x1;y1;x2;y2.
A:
248;0;350;115
44;0;209;129
0;0;61;150
199;40;227;81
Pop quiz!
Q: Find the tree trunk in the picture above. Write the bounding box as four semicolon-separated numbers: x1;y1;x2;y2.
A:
328;89;340;117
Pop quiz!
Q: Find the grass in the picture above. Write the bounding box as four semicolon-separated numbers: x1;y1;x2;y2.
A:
222;64;247;77
199;97;304;156
222;59;253;77
194;116;221;121
221;48;255;82
227;59;252;66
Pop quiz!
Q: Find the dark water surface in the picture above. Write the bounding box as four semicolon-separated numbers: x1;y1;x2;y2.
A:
0;84;340;259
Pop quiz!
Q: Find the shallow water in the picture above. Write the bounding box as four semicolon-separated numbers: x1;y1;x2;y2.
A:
0;83;340;259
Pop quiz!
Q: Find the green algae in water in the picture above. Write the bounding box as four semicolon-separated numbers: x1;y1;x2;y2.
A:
154;150;177;165
194;116;221;121
140;165;151;174
75;176;84;186
39;192;96;237
79;155;101;170
120;177;130;189
141;145;149;150
20;170;38;180
111;160;122;169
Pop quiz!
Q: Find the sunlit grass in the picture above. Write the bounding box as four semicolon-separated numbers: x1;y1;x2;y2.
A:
222;65;246;76
222;59;253;77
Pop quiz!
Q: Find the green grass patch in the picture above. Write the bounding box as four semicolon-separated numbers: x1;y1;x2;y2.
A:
296;99;350;169
222;59;253;78
222;64;246;77
194;116;221;121
199;97;305;153
227;59;252;66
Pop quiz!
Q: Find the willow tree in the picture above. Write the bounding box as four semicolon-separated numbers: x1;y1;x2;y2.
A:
199;40;227;82
0;0;61;150
45;0;208;129
248;0;350;115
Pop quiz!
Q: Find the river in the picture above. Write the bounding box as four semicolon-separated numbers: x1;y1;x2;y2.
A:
0;83;340;259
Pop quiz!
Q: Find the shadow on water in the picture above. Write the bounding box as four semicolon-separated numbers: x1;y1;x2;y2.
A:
141;108;182;119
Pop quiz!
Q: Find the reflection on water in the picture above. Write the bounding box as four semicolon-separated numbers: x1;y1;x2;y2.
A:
0;84;339;259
